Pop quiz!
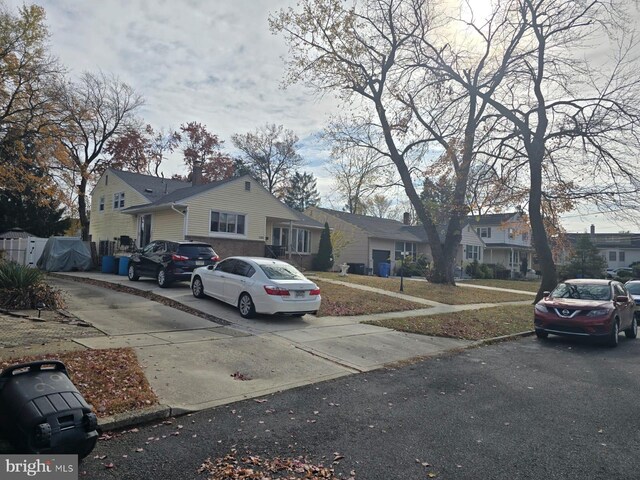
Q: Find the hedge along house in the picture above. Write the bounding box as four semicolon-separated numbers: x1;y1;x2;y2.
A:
89;168;324;268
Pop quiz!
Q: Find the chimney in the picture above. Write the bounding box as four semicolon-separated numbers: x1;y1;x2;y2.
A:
192;162;204;186
403;212;411;225
590;224;595;236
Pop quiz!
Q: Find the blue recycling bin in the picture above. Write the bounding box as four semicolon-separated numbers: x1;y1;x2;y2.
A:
101;255;115;273
118;256;129;276
378;262;390;278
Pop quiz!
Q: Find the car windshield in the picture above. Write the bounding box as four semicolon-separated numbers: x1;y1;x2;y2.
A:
626;283;640;295
259;263;306;280
178;245;215;257
551;283;611;301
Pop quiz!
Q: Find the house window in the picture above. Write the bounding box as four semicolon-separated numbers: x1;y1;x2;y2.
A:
272;227;288;247
395;242;416;261
245;181;251;191
210;211;246;235
466;245;481;260
619;251;625;262
113;192;125;209
292;228;311;253
476;227;491;238
99;196;105;211
508;228;515;239
522;232;529;242
272;227;310;253
609;251;617;261
510;250;521;265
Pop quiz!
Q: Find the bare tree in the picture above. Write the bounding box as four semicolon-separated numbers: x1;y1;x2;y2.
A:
427;0;640;299
367;194;395;218
326;145;392;214
231;123;304;195
55;71;143;239
271;0;497;283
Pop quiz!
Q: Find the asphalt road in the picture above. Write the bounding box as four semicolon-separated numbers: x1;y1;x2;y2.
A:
79;335;640;480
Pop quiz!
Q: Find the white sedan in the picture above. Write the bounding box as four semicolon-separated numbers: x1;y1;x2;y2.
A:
190;256;321;318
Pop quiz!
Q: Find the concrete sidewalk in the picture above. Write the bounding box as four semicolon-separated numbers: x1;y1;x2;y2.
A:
46;274;474;415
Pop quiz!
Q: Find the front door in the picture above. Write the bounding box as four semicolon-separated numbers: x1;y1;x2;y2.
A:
139;214;152;248
372;249;390;276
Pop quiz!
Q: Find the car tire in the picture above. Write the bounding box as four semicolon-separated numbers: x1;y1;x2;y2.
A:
128;264;139;281
157;268;170;288
535;329;548;339
192;276;205;298
606;319;620;347
238;292;255;319
625;316;638;339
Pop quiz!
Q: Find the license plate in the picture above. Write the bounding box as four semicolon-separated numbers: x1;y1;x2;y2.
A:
295;290;305;298
195;260;204;266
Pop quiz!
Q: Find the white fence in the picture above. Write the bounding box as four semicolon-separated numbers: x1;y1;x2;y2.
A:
0;237;48;267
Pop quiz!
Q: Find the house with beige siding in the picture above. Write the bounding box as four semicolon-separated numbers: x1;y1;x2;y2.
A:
89;169;324;268
305;207;484;275
467;212;533;276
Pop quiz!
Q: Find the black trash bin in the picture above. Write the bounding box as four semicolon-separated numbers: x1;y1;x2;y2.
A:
0;360;98;458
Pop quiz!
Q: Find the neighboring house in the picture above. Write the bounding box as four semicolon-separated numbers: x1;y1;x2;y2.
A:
566;225;640;270
467;212;533;276
89;168;324;268
305;207;484;275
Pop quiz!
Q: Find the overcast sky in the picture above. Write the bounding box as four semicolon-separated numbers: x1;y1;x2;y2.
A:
8;0;638;233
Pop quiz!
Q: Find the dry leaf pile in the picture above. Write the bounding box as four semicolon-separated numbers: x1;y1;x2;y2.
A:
197;449;355;480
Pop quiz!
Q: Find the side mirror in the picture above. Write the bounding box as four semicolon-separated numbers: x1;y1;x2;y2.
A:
615;295;629;303
207;265;215;270
543;291;550;298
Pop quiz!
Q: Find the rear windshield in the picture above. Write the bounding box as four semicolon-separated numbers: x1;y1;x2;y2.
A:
259;263;306;280
177;245;215;257
552;283;611;301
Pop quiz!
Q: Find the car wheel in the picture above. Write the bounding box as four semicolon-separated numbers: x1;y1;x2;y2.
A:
606;319;620;347
625;316;638;339
535;329;548;339
238;293;255;319
192;276;205;298
157;268;170;288
128;264;139;281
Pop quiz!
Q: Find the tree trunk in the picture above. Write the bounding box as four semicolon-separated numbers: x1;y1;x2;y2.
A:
528;146;557;302
78;175;89;241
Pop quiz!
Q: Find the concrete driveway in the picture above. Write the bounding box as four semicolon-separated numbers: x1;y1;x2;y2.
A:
48;274;471;413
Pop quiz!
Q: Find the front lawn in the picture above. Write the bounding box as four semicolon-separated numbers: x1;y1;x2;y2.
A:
315;273;533;304
315;279;425;316
461;279;540;292
366;304;533;340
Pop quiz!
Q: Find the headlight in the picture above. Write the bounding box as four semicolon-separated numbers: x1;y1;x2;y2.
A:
534;304;549;313
587;309;611;317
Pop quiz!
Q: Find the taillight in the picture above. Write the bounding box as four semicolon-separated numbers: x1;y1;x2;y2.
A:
309;288;321;296
171;254;189;261
264;286;290;296
211;255;220;262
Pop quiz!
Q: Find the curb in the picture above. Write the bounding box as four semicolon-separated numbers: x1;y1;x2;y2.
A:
98;404;188;432
474;330;535;346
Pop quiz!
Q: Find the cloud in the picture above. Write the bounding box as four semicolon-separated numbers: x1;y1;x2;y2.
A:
9;0;338;176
